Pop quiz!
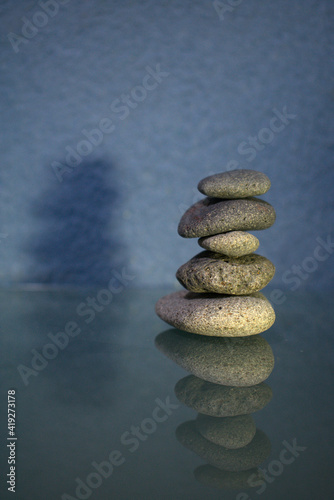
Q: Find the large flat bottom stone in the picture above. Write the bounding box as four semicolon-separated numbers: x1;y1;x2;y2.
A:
155;290;275;337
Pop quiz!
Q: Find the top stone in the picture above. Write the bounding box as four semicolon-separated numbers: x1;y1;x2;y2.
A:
198;170;271;199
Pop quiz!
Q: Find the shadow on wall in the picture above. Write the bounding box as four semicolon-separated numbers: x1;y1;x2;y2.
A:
27;159;125;286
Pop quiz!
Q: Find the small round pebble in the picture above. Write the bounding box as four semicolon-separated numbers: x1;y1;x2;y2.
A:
155;290;275;337
194;465;264;490
176;421;271;472
198;231;259;257
155;330;274;386
195;414;256;449
178;197;276;238
176;251;275;295
198;169;271;199
174;375;273;417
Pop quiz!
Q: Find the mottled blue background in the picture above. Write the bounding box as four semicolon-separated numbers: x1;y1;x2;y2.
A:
0;0;333;291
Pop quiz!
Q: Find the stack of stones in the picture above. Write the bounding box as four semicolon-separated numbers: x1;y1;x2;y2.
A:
155;169;276;489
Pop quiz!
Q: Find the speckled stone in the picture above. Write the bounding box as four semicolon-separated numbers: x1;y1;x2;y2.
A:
174;375;273;417
178;197;276;238
194;465;264;490
176;421;271;472
198;169;271;199
198;231;259;257
155;290;275;337
176;251;275;295
195;414;256;449
155;330;274;386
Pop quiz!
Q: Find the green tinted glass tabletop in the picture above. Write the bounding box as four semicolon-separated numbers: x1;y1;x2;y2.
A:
0;288;333;500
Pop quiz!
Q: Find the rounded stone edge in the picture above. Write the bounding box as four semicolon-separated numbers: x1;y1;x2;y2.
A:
197;170;271;199
155;290;276;338
198;231;260;257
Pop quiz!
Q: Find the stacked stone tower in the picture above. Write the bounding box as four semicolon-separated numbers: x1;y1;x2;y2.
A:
155;169;276;486
156;169;276;338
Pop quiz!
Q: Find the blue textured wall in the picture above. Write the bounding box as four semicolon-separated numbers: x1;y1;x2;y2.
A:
0;0;333;290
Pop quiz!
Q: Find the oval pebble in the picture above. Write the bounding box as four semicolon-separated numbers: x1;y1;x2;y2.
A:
198;169;271;199
198;231;259;257
155;290;275;337
176;251;275;295
178;197;276;238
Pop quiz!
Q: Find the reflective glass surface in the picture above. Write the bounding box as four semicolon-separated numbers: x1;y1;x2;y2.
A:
0;288;333;500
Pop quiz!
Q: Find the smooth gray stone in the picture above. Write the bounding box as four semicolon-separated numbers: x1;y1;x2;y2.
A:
176;421;271;472
174;375;273;417
155;330;274;386
176;251;275;295
195;414;256;449
178;197;276;238
194;465;264;490
155;290;276;337
198;169;271;199
198;231;259;257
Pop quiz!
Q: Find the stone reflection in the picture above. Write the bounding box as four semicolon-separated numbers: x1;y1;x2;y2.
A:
155;170;277;491
196;414;256;449
176;421;271;472
174;375;272;417
194;465;264;490
155;330;274;386
173;371;272;487
173;371;273;491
